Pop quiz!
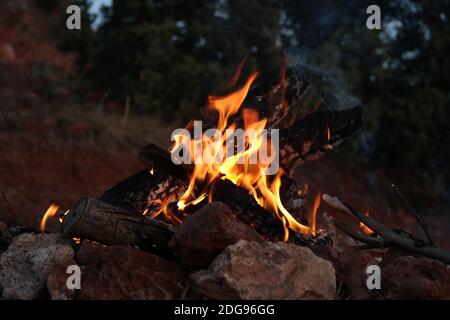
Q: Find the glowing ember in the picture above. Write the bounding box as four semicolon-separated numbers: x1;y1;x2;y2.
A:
39;204;59;232
297;184;309;196
360;211;374;235
58;209;70;223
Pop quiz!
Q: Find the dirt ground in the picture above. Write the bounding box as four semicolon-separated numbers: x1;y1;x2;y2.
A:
0;129;142;232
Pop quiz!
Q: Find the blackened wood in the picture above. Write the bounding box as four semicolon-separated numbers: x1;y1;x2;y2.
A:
119;104;362;242
244;68;310;128
138;143;192;179
279;106;362;170
139;107;362;177
211;179;285;241
100;169;170;213
137;144;289;241
61;197;175;257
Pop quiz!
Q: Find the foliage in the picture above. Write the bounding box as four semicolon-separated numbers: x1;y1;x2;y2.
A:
60;0;282;120
60;0;450;213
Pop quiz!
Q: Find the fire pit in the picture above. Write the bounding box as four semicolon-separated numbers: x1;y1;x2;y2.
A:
1;66;449;301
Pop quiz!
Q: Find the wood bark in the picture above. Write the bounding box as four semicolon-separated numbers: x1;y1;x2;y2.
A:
61;197;175;257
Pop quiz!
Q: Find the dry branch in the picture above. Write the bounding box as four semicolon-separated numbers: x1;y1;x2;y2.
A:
391;183;434;245
323;194;450;265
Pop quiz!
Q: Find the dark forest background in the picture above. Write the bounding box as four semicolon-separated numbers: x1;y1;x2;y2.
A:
61;0;450;215
1;0;449;229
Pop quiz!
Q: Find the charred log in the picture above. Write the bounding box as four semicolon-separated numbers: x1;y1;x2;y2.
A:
244;68;310;128
140;107;361;176
138;144;191;179
61;197;175;258
100;169;168;213
279;106;362;171
211;179;285;241
138;143;285;239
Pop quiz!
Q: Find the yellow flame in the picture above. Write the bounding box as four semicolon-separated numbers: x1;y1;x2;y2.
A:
311;193;321;236
148;193;183;225
167;71;313;239
40;204;59;232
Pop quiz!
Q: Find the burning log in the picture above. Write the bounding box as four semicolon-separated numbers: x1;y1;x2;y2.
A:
244;66;362;171
100;169;176;213
138;143;286;240
61;197;175;257
86;72;362;245
139;110;361;175
279;106;362;171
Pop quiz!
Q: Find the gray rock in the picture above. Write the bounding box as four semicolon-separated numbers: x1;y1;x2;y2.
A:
191;240;336;300
0;233;74;300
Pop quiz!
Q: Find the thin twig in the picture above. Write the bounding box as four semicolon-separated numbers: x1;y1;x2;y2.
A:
391;184;434;245
323;194;450;265
332;219;386;248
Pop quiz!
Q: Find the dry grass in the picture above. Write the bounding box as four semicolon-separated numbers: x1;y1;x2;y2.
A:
0;102;177;154
55;105;176;151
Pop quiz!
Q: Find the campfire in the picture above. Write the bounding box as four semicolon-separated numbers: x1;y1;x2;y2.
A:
2;66;450;300
147;70;312;240
55;66;364;247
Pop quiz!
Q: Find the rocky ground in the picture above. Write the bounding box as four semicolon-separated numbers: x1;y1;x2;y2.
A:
1;201;450;300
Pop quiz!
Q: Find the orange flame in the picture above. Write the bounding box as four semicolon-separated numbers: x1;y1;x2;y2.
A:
360;211;373;235
147;193;183;225
225;56;248;90
167;71;312;240
311;193;321;236
327;124;331;143
40;203;59;232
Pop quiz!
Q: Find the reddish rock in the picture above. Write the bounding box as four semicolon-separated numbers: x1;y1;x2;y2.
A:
77;245;189;300
76;239;107;265
380;254;450;299
46;258;78;300
169;202;262;270
191;240;336;300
